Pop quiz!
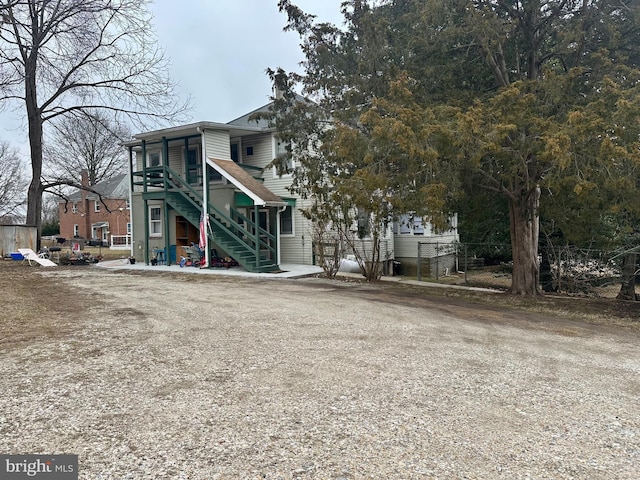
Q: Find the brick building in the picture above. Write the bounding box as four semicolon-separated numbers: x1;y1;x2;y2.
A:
58;172;130;247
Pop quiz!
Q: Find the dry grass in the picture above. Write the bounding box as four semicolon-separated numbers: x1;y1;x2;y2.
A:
1;259;638;356
384;279;640;331
0;260;90;349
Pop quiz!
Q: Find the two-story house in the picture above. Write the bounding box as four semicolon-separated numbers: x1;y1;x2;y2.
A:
58;172;131;249
125;99;458;274
124;102;305;272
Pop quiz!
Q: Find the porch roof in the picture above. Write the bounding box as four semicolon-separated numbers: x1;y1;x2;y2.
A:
207;158;287;207
124;121;268;146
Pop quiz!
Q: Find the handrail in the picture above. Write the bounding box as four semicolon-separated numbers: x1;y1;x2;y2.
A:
159;166;277;261
229;207;277;246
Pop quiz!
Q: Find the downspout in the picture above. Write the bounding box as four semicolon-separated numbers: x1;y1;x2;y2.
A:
277;205;287;266
127;146;135;258
196;127;210;268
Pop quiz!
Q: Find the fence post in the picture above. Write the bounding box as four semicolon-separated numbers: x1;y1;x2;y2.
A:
417;243;422;281
557;249;562;293
464;244;468;285
435;242;439;281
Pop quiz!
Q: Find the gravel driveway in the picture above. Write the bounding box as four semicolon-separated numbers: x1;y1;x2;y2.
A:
1;267;639;479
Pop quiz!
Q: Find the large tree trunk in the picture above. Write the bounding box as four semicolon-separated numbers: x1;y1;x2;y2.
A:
24;51;44;250
616;252;638;301
507;186;542;295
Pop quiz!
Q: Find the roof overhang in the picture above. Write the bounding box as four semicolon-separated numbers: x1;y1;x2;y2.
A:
207;158;287;207
123;121;268;147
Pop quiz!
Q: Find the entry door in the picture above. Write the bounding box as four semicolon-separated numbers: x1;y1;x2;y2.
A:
250;209;270;257
186;149;201;185
250;209;269;234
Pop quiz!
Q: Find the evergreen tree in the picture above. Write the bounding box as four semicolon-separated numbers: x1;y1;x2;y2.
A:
270;0;640;294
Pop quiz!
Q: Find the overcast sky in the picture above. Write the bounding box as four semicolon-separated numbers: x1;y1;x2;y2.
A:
0;0;344;155
150;0;345;124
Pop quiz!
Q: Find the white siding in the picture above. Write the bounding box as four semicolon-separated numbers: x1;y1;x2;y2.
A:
241;133;272;168
261;135;295;198
279;203;314;264
204;130;231;160
168;145;182;174
235;132;315;265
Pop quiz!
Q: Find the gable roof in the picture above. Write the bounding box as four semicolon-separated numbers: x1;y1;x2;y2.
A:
227;102;274;129
207;158;286;207
227;93;310;129
66;173;128;202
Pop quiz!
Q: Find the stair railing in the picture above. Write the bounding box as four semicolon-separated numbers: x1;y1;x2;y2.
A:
163;166;277;265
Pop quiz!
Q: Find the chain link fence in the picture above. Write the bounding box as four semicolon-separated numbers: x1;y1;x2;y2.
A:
415;242;628;298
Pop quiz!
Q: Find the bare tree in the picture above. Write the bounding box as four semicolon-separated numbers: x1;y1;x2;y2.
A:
44;110;131;186
0;0;190;241
0;140;26;221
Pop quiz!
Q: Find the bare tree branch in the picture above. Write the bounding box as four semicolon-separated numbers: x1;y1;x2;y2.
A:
0;0;192;243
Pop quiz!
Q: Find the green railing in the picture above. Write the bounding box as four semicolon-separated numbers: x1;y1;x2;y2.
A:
138;165;277;267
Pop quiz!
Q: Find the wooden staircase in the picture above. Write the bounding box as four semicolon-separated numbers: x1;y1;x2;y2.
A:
146;167;279;273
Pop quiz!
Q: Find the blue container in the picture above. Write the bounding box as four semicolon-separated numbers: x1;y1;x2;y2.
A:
10;252;23;260
169;245;177;264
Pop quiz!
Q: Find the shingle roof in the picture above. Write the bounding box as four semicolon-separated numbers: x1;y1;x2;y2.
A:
226;94;310;129
66;173;128;202
208;159;286;207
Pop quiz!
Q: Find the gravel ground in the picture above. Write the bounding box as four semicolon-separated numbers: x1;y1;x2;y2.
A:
1;266;639;479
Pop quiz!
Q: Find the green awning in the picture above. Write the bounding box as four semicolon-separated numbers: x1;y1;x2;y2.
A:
235;192;254;207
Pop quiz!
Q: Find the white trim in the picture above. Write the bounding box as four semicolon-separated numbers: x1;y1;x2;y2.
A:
149;206;162;237
279;205;295;237
199;128;210;267
272;135;294;178
230;139;242;163
206;158;267;206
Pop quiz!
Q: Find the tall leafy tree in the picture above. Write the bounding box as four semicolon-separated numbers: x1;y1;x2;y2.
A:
398;0;640;295
539;56;640;298
0;0;189;242
261;3;393;280
274;0;640;295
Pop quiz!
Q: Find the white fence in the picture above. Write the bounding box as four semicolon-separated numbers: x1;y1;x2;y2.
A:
110;234;132;250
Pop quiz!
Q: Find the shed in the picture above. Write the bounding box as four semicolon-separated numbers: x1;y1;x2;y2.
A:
0;225;38;257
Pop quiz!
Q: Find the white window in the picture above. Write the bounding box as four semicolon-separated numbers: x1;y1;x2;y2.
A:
73;224;79;237
148;151;161;167
126;222;132;234
149;206;162;237
395;214;431;236
357;208;371;239
273;137;294;177
94;200;100;212
71;203;78;214
280;206;294;236
413;217;424;235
